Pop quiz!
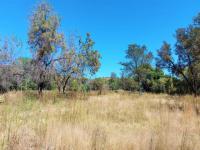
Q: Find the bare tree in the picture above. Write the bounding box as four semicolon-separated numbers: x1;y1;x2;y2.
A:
0;37;22;93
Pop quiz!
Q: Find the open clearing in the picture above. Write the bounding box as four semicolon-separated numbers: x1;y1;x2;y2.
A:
0;92;200;150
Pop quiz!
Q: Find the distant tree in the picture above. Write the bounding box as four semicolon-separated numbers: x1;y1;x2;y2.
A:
28;2;65;95
90;78;106;94
0;37;22;93
156;13;200;95
110;72;117;79
109;72;120;90
120;44;153;92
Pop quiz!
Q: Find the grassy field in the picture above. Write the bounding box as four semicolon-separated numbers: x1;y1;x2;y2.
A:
0;91;200;150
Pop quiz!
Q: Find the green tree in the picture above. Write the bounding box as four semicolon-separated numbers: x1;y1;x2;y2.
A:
120;44;153;92
156;13;200;95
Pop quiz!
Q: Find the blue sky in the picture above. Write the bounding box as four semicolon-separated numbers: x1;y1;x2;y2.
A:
0;0;200;77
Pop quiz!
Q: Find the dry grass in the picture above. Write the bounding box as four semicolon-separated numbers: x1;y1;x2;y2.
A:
0;91;200;150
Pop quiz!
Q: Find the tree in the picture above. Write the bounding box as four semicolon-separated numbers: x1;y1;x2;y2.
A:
28;2;65;95
78;33;101;76
54;33;101;93
54;39;79;93
0;37;22;93
120;44;153;92
156;13;200;95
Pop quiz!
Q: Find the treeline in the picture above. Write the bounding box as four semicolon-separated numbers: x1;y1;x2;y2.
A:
95;12;200;96
0;1;200;96
87;71;182;95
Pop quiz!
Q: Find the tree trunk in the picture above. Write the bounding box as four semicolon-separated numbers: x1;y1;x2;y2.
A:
38;82;44;97
38;86;43;97
62;76;71;94
62;86;66;94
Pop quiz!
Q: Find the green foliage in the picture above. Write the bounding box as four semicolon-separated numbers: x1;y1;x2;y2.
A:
120;77;139;91
69;79;80;92
90;78;107;94
109;72;120;90
156;13;200;95
79;33;101;76
68;78;90;93
54;33;101;94
109;79;120;91
19;79;37;90
137;65;165;93
120;44;153;77
120;43;153;91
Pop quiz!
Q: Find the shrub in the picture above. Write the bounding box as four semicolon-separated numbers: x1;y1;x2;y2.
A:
90;78;107;94
120;78;139;91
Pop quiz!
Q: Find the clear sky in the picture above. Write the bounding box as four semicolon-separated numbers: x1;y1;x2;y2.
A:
0;0;200;77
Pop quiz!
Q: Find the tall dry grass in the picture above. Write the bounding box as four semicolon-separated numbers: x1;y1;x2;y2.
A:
0;91;200;150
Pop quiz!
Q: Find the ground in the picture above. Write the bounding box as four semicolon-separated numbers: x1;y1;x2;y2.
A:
0;91;200;150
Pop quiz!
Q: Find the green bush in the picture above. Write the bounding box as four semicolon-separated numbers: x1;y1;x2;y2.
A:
90;78;107;94
120;78;139;91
